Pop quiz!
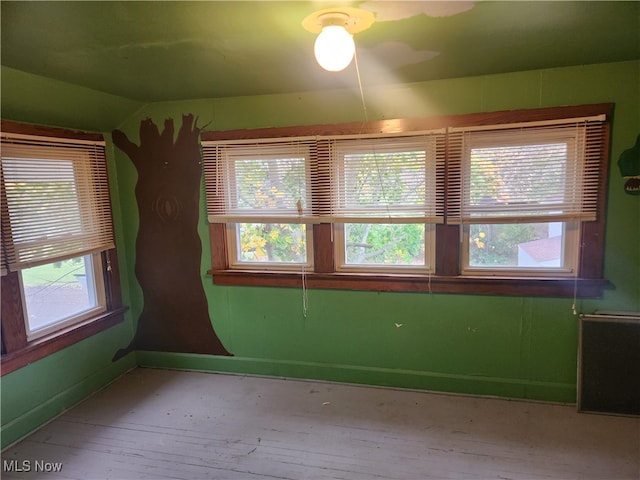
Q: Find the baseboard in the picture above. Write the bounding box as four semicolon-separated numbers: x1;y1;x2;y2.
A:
136;351;576;404
1;353;136;450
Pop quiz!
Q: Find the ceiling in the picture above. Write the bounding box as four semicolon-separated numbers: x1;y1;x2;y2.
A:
1;1;639;103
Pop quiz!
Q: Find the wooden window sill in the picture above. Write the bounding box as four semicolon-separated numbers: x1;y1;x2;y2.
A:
208;269;611;298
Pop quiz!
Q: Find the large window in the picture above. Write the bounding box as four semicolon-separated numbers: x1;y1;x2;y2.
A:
1;121;126;374
203;104;612;297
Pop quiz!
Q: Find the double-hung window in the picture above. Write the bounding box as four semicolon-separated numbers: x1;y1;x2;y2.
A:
203;139;316;270
329;134;444;273
1;122;125;374
447;116;606;277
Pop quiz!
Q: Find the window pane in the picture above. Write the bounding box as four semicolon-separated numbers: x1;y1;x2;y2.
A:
344;223;425;266
21;255;103;335
468;222;566;268
235;223;308;264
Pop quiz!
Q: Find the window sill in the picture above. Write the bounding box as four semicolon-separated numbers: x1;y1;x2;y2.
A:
208;269;611;298
1;307;128;376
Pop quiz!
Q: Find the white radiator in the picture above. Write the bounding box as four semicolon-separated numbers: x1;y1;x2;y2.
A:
578;311;640;416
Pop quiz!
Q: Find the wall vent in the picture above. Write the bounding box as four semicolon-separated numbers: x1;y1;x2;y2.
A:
578;311;640;416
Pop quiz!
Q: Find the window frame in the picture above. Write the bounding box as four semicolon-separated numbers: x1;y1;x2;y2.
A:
203;104;612;298
451;118;600;278
329;134;440;274
334;223;434;274
226;222;314;270
1;121;127;376
460;221;581;277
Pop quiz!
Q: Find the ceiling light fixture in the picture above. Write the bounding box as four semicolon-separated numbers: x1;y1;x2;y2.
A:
302;7;375;72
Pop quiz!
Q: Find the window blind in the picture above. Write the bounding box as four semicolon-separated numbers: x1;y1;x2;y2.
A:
446;115;607;224
322;133;445;223
202;130;446;225
1;133;115;273
202;138;318;223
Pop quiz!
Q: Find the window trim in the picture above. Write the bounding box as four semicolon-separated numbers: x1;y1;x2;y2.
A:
204;103;613;298
1;121;127;376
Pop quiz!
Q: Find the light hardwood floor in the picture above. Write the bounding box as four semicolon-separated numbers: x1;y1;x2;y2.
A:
2;368;639;479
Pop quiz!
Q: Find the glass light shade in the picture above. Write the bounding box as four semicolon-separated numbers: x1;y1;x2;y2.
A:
314;25;355;72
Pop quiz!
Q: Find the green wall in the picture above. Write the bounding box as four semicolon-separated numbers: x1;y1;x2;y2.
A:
2;60;639;449
0;329;136;449
121;61;640;401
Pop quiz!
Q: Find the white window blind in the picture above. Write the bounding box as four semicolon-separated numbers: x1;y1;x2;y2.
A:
1;133;115;273
446;116;607;224
324;133;445;223
203;138;318;224
202;131;446;225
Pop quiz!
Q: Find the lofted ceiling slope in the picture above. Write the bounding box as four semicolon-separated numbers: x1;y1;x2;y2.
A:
1;1;639;103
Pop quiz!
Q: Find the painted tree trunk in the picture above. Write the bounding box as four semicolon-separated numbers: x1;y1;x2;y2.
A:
112;115;231;359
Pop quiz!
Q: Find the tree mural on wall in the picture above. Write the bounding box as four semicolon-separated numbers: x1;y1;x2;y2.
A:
112;114;231;359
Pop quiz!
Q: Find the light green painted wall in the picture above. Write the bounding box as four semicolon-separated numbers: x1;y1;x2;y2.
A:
0;331;136;449
1;60;638;449
0;66;144;132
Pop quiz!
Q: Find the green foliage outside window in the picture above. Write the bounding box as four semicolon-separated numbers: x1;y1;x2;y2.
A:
345;223;424;265
237;223;307;263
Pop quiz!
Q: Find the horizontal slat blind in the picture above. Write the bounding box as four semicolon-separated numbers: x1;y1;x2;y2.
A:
203;131;445;225
323;133;445;223
203;138;317;223
1;134;114;272
446;116;606;224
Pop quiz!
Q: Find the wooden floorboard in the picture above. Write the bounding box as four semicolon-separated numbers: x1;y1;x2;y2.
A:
2;368;639;479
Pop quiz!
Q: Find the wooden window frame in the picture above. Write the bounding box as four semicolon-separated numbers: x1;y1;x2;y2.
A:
204;104;613;298
1;121;126;375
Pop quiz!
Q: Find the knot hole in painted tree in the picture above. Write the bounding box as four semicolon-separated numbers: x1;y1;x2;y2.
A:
112;114;231;359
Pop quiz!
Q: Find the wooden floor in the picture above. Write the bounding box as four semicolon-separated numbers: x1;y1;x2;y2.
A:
2;368;639;480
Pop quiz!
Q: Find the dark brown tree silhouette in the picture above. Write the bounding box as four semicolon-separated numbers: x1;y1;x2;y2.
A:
112;115;231;359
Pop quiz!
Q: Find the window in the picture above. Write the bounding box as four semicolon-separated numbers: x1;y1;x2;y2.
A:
447;117;606;277
203;104;612;297
330;135;444;273
1;121;126;375
203;139;315;270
